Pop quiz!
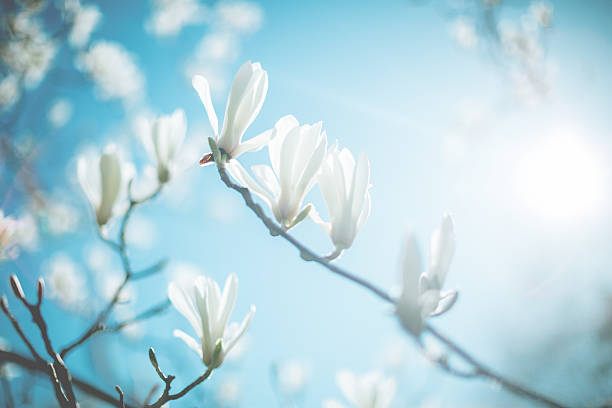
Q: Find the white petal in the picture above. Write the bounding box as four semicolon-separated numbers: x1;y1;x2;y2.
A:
375;377;396;408
168;282;202;335
174;329;203;359
218;273;238;335
252;164;280;198
192;74;218;136
226;161;274;210
428;213;455;286
268;115;299;176
230;127;273;158
309;206;332;237
98;147;122;225
429;290;458;317
77;156;100;211
224;305;255;355
350;152;370;221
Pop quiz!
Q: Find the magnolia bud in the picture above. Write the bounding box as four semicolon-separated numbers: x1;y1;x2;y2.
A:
9;275;25;301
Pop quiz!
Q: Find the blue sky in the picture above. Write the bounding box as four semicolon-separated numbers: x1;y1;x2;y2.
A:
2;0;612;407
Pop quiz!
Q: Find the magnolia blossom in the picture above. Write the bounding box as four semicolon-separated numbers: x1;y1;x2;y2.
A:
323;370;396;408
227;115;327;229
396;214;457;337
77;145;125;226
311;145;371;257
168;273;255;368
145;0;206;37
78;41;145;104
192;61;269;161
44;253;87;309
0;211;19;260
141;109;187;183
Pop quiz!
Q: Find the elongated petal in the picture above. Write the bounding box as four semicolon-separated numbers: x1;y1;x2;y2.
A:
174;329;203;359
168;282;202;335
309;206;332;237
167;108;186;161
296;129;327;196
376;377;397;408
429;290;458;317
268;115;299;176
192;74;218;136
252;164;280;198
400;235;421;301
77;156;100;211
350;152;370;220
428;213;455;286
230;127;273;158
193;278;213;359
223;305;255;355
226;161;274;210
98;148;122;225
218;273;238;336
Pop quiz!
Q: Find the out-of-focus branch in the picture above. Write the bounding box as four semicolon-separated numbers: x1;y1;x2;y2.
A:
105;299;171;333
209;139;569;408
0;349;136;408
61;184;165;358
143;348;214;408
1;276;77;407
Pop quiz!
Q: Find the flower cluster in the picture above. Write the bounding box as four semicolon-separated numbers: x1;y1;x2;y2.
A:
193;61;371;257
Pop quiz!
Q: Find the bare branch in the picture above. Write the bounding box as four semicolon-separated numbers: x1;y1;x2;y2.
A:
210;147;570;408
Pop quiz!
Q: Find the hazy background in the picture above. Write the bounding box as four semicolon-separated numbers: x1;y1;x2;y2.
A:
1;0;612;406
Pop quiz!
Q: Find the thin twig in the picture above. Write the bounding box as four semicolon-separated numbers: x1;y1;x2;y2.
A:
210;145;570;408
0;349;137;408
115;385;126;408
61;185;164;358
105;299;171;332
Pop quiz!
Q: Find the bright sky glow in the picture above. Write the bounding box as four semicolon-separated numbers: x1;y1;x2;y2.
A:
513;132;607;220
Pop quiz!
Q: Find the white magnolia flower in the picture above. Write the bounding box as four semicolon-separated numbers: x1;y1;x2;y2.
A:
168;273;255;368
227;115;327;229
0;211;19;260
78;41;145;105
323;370;396;408
77;144;125;226
140;109;187;183
311;145;371;257
192;60;269;161
396;214;457;337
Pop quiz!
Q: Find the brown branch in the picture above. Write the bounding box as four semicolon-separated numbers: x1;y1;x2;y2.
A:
0;349;137;408
61;184;164;358
208;138;570;408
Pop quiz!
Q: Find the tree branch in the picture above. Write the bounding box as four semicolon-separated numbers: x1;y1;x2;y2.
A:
210;145;570;408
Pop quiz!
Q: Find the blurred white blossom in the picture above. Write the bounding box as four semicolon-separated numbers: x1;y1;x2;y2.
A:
274;359;312;396
215;1;262;33
450;17;478;49
311;145;371;257
45;198;80;235
77;144;127;226
78;41;145;105
168;273;255;368
0;12;57;88
99;272;134;303
0;338;21;379
44;253;87;309
14;212;39;251
65;0;102;48
125;213;157;249
146;0;207;37
323;370;396;408
215;377;242;406
0;74;21;109
193;61;269;160
396;214;457;337
47;99;73;128
227;115;327;229
139;109;187;183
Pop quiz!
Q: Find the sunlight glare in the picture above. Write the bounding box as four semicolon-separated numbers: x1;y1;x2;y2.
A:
513;134;606;220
